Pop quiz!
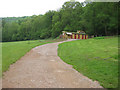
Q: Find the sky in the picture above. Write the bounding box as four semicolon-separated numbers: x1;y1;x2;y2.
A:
0;0;85;17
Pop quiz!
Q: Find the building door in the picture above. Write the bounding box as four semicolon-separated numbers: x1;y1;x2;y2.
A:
85;35;86;39
82;35;84;39
71;35;72;39
75;34;76;39
78;34;80;39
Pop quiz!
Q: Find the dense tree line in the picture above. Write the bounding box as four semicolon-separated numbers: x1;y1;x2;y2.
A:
2;1;119;42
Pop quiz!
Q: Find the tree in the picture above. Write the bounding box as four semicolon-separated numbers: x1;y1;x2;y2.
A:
2;1;118;42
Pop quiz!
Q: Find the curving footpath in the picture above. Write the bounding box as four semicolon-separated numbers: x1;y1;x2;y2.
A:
2;40;103;88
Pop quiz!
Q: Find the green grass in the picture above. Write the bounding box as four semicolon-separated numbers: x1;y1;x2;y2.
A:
58;37;118;88
2;39;64;73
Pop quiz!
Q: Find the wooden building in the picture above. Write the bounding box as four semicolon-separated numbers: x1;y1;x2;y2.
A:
62;30;88;39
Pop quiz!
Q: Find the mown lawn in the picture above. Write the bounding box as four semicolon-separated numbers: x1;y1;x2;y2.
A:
58;37;118;88
2;39;64;73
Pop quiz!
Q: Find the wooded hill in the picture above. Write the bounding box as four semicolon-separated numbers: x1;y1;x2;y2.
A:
2;1;119;42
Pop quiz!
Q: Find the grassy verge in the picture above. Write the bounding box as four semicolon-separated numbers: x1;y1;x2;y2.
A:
2;39;64;73
58;37;118;88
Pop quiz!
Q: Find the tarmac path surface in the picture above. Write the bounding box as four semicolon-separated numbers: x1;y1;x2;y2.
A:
2;40;103;88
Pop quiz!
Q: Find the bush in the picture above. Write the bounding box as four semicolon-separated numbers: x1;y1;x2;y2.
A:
93;37;104;39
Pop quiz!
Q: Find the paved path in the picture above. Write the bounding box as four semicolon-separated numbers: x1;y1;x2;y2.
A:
2;40;103;88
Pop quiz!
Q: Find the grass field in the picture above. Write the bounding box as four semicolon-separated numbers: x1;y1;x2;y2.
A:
58;37;118;88
2;39;64;73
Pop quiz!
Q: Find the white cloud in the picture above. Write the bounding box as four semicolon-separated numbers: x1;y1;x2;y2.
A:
0;0;85;17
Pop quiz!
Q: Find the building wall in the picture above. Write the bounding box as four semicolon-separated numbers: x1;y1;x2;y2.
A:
71;34;88;39
62;32;88;39
80;35;82;39
76;34;78;39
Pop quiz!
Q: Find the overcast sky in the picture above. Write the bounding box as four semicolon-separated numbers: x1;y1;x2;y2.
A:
0;0;85;17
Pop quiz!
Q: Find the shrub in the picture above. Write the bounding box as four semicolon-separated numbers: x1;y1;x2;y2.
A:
93;37;104;39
